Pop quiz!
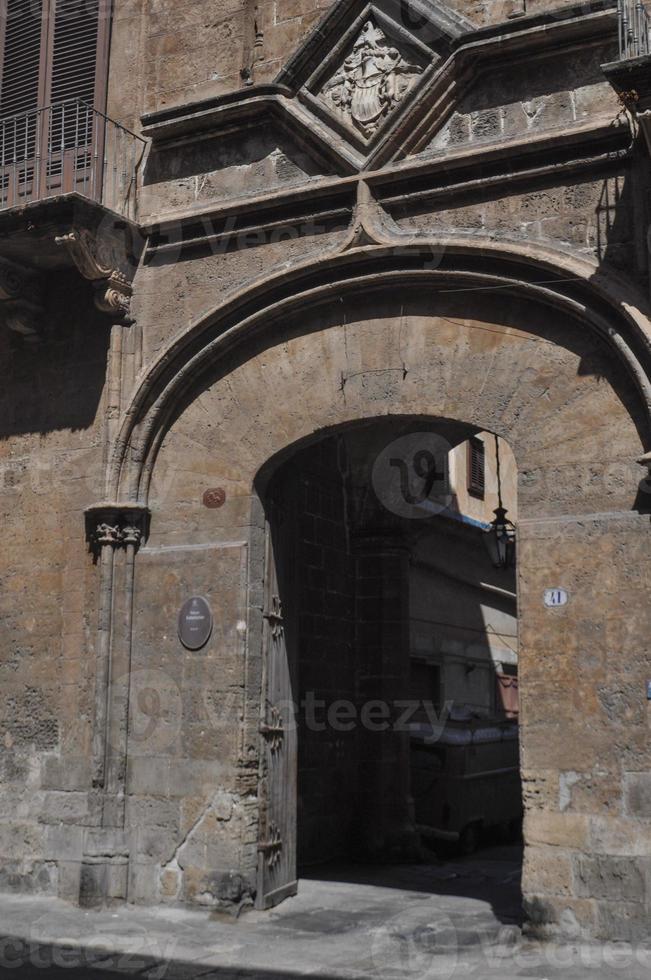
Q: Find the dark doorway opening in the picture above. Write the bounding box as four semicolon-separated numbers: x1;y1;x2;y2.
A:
259;418;523;929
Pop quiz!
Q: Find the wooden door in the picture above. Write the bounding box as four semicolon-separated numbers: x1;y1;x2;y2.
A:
256;504;298;909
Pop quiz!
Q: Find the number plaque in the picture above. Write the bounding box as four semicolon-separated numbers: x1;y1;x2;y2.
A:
543;588;568;608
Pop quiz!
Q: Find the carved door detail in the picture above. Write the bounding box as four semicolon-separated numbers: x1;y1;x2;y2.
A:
256;510;298;909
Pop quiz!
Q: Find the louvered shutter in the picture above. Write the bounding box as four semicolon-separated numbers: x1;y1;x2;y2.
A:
0;0;46;167
0;0;109;115
49;0;102;169
0;0;45;119
50;0;100;107
468;437;486;498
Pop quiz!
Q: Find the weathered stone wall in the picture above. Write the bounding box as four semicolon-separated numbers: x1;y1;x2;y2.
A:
128;540;252;906
132;227;351;366
107;0;335;126
392;168;647;284
0;273;110;900
520;513;651;940
1;0;650;944
124;286;648;927
106;0;603;130
425;42;622;156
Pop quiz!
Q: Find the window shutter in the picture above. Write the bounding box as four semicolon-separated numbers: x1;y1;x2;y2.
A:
49;0;102;155
0;0;110;119
50;0;100;107
468;437;486;498
0;0;46;167
0;0;45;118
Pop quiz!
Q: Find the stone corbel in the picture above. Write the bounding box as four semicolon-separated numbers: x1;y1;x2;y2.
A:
0;256;45;340
602;56;651;157
55;227;136;324
86;502;150;556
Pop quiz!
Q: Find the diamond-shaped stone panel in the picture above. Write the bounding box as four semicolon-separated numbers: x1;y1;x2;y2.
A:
319;19;422;141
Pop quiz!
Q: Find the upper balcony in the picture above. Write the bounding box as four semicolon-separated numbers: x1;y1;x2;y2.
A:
0;100;146;336
602;0;651;189
618;0;650;58
0;98;145;221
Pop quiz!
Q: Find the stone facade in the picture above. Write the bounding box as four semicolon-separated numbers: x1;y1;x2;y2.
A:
1;0;651;944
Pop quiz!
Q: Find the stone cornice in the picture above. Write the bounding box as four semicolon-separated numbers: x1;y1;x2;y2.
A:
367;6;619;167
142;116;632;261
141;87;359;175
452;0;616;47
140;3;618;173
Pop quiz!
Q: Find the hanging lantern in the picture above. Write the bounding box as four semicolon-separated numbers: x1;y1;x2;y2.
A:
484;506;516;569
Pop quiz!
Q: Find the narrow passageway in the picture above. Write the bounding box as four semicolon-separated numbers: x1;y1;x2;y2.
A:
260;416;524;924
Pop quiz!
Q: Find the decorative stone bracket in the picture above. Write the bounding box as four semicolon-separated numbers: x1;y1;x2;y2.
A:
85;502;150;556
0;256;45;339
56;226;137;324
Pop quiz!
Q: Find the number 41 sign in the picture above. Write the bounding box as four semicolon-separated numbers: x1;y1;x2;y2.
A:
544;588;568;608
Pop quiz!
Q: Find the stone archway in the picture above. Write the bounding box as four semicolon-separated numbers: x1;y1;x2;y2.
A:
90;254;651;939
253;414;522;911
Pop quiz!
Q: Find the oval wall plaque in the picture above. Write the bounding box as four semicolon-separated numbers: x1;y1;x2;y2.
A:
178;596;213;650
544;588;569;608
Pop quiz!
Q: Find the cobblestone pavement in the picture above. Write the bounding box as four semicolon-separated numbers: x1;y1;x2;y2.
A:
0;846;649;979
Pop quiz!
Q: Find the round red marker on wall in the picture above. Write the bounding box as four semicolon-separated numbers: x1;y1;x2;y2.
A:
203;488;226;509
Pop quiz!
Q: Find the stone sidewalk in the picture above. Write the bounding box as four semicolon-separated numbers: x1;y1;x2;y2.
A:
0;850;648;979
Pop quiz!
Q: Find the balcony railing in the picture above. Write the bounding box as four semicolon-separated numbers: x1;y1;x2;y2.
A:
619;0;651;59
0;99;146;221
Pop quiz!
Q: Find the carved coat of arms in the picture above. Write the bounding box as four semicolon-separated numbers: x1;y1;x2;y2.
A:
322;21;422;139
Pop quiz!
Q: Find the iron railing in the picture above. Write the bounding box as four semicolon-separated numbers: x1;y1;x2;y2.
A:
0;99;145;220
619;0;651;59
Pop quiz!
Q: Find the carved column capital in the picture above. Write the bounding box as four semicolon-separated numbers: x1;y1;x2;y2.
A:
92;523;124;550
86;503;150;554
121;522;144;549
0;256;45;339
56;227;136;324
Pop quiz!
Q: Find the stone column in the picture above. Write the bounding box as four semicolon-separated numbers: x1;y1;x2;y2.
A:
81;502;149;907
